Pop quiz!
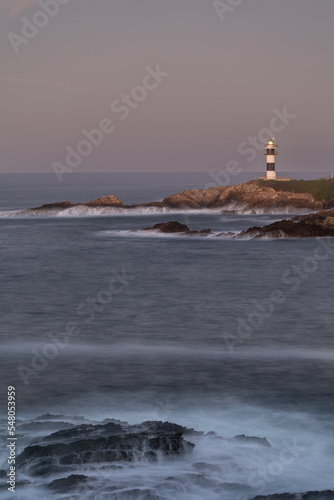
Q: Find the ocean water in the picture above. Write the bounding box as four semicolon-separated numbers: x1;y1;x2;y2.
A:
0;172;333;499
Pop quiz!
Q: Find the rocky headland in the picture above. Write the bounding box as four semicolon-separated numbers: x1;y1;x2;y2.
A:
160;182;323;211
27;179;334;214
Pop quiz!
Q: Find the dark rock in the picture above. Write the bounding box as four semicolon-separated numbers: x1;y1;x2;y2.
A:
32;201;73;210
142;221;190;233
232;434;271;448
17;420;194;477
240;208;334;238
251;491;334;500
47;474;89;493
141;221;211;235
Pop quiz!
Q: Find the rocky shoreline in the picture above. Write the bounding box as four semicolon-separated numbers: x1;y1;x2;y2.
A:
240;208;334;238
28;180;334;214
11;181;334;238
1;415;332;498
137;208;334;239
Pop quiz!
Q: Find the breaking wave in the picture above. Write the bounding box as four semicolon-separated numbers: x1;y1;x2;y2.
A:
0;204;311;219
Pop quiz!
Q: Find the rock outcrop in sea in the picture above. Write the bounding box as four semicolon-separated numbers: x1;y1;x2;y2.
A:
31;195;123;211
1;414;333;498
141;221;211;235
240;208;334;238
17;420;194;478
139;208;334;239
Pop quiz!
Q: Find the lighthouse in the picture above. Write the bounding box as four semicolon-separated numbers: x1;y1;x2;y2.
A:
265;138;278;180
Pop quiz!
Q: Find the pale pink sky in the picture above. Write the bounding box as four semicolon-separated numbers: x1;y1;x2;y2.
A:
1;0;333;173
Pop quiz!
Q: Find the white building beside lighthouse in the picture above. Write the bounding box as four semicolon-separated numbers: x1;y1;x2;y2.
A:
265;138;278;180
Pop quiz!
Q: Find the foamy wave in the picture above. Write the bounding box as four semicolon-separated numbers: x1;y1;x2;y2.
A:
98;229;237;240
0;203;312;218
220;202;312;215
1;408;333;500
0;206;223;218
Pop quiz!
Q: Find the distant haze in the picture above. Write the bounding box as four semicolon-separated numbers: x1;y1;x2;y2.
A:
1;0;333;174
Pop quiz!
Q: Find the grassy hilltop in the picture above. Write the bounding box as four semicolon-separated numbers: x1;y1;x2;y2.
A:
255;178;334;202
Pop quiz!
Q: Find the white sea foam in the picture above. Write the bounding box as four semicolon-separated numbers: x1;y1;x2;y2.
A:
97;229;234;240
0;203;311;218
0;404;333;500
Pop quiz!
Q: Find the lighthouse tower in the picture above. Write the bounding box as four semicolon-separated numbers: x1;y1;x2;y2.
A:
265;138;278;180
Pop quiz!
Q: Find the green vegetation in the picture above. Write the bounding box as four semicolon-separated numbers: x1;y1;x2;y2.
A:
255;178;334;202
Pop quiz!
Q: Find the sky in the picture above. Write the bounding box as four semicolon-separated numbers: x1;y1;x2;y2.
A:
1;0;334;174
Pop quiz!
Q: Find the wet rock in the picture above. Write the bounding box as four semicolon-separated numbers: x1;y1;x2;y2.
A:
241;208;334;238
47;474;89;493
232;434;271;448
142;221;190;233
17;420;194;477
41;422;123;443
141;221;211;235
251;491;334;500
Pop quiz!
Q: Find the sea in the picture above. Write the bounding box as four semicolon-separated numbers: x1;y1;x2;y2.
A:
0;171;333;500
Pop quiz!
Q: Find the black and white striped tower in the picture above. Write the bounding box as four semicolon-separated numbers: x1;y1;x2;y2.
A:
265;138;278;180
